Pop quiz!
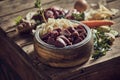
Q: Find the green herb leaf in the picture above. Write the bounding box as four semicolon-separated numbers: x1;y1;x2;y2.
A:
92;29;111;59
35;0;41;8
15;16;22;25
72;12;84;21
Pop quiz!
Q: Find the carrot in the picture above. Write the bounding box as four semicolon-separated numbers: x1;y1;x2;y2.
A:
81;20;115;28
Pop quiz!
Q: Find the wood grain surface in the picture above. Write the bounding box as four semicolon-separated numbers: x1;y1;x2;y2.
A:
0;0;120;80
0;28;51;80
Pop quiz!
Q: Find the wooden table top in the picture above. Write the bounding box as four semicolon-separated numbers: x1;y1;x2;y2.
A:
0;0;120;80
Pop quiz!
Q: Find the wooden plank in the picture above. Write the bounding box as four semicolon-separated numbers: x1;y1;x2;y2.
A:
63;57;120;80
0;0;75;23
107;0;120;9
0;0;120;80
1;0;120;31
0;0;119;61
0;0;76;52
0;0;73;21
0;0;34;17
29;51;120;80
0;28;51;80
0;0;75;35
0;0;57;17
29;33;120;80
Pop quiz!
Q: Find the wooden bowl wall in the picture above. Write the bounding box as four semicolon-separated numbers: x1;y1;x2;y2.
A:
34;21;93;68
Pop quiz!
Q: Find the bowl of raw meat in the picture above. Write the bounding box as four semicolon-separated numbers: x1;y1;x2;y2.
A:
34;18;93;68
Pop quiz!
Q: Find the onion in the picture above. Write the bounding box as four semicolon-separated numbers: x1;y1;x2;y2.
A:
74;0;88;12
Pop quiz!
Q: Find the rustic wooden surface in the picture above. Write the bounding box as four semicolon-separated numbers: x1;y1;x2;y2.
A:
0;0;120;80
0;28;50;80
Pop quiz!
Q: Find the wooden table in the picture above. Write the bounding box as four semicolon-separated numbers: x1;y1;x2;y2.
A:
0;0;120;80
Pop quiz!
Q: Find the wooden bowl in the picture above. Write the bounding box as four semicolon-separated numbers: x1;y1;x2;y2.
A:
34;21;93;68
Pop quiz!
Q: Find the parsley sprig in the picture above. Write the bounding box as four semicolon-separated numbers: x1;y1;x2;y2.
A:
35;0;47;23
92;29;111;59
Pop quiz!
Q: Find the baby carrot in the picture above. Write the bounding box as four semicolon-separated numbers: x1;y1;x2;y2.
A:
81;20;115;28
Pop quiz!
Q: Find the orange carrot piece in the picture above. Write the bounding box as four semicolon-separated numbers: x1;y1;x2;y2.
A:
81;20;115;28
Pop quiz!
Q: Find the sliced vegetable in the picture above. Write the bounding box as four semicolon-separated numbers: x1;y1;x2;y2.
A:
81;20;115;28
97;26;111;32
86;4;119;20
110;30;119;37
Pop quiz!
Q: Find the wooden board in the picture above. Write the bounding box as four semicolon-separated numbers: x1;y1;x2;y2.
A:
0;28;50;80
0;0;120;80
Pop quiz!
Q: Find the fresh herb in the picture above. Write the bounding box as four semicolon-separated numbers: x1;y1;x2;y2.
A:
72;12;84;21
35;0;42;8
92;29;111;59
15;16;22;25
34;0;47;23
